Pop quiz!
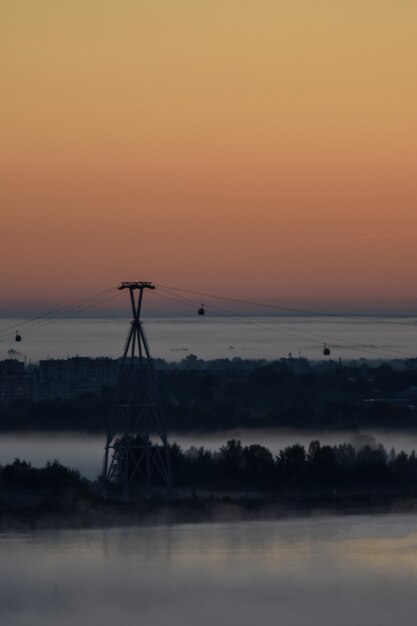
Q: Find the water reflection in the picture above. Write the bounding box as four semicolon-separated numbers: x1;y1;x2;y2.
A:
2;515;417;625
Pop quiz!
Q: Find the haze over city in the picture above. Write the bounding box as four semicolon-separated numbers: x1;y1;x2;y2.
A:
1;1;417;315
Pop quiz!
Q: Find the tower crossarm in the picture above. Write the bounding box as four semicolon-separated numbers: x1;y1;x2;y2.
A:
118;281;155;290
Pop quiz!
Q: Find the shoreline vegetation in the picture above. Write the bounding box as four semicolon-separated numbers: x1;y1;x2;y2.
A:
3;356;417;528
3;438;417;530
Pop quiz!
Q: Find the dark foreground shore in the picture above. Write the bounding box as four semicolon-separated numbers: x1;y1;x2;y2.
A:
4;434;417;530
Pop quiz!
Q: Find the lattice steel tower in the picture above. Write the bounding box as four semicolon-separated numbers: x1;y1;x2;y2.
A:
102;282;172;500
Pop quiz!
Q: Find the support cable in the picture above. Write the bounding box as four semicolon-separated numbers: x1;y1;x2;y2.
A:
154;286;416;360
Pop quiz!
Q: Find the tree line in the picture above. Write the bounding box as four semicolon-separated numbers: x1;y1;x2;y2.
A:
3;439;417;496
2;357;417;431
138;438;417;496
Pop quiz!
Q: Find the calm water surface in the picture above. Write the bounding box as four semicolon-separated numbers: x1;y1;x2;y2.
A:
2;514;417;625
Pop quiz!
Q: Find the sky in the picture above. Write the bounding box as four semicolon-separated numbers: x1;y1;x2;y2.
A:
1;1;417;315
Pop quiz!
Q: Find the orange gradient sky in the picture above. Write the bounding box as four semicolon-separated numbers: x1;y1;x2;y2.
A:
1;1;417;314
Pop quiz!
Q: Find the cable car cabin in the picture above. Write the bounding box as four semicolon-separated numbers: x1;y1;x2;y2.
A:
323;343;330;356
15;331;22;342
198;305;205;316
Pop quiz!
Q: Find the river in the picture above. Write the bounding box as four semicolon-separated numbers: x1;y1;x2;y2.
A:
2;514;417;625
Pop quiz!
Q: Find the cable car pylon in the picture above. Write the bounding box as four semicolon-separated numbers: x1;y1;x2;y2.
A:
102;282;172;501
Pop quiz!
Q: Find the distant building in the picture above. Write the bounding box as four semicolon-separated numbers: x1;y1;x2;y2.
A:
38;357;119;399
0;359;37;406
0;357;120;405
363;385;417;411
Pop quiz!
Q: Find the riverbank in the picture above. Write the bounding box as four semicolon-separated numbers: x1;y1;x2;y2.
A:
4;434;417;530
3;487;417;531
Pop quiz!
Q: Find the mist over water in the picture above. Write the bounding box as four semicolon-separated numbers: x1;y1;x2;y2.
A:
2;429;417;480
2;515;417;625
2;316;417;624
1;315;417;362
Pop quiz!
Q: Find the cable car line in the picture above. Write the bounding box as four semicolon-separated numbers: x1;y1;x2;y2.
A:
155;288;338;347
1;282;416;361
155;283;417;358
156;283;336;316
0;289;119;345
0;287;116;337
155;286;415;358
154;287;416;360
155;283;417;330
17;292;120;336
